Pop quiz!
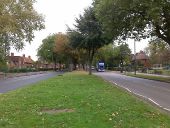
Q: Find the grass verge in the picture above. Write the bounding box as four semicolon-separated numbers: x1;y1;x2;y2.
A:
125;73;170;83
0;71;170;128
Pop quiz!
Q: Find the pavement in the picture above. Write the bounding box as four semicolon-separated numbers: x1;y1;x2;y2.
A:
134;72;170;78
111;71;170;78
0;71;47;80
94;71;170;113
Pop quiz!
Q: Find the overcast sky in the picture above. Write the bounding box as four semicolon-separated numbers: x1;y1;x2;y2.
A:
11;0;149;60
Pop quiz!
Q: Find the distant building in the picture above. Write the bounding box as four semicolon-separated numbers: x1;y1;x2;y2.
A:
35;61;52;69
7;53;34;69
132;51;150;68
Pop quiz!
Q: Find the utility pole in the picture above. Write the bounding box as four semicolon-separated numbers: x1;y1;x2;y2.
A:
132;31;139;75
134;38;136;75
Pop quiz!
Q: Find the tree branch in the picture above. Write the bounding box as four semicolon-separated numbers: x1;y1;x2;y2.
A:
155;25;170;45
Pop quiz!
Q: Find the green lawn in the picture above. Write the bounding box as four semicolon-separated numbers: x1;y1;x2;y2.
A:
126;73;170;83
0;71;170;128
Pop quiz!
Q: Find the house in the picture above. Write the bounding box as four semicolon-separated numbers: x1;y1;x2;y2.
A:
7;53;34;69
35;60;58;70
132;51;150;68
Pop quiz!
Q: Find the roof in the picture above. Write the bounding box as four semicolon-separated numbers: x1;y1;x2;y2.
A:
22;56;34;64
8;54;34;64
132;51;149;60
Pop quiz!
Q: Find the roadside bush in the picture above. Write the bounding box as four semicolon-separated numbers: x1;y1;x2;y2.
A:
112;67;121;71
162;70;170;76
107;67;113;70
7;68;56;73
8;68;38;73
153;69;163;74
0;64;8;73
37;68;53;71
148;70;154;74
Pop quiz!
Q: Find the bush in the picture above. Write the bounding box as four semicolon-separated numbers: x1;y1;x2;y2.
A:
0;63;8;73
162;70;170;75
8;68;38;73
112;67;121;71
37;68;53;71
153;69;163;74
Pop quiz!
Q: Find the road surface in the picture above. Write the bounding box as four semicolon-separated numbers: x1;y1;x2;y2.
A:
0;72;62;93
94;72;170;112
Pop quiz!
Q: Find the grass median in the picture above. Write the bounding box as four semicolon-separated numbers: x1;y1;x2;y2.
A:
0;71;170;128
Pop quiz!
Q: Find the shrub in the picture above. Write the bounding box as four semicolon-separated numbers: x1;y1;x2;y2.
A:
162;70;170;75
153;69;163;74
8;68;38;73
0;64;8;73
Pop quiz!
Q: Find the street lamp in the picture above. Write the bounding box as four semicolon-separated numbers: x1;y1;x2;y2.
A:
134;38;136;75
119;42;128;73
132;31;139;75
47;49;54;70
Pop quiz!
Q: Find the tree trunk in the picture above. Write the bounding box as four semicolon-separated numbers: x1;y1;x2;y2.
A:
88;48;95;75
89;59;92;75
54;59;57;71
82;64;85;70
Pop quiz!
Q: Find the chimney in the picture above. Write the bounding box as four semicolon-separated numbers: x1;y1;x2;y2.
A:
140;50;144;53
11;53;14;56
28;56;31;59
23;54;25;57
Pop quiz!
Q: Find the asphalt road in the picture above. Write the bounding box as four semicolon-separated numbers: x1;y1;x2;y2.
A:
94;72;170;112
0;72;62;93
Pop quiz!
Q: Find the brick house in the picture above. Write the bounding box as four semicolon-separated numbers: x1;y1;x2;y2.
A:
7;53;34;69
35;60;57;69
132;51;150;68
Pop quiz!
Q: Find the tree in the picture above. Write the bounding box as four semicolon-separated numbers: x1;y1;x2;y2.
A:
37;33;80;71
94;43;131;72
0;0;45;62
111;43;131;72
117;43;131;72
144;38;170;66
94;44;115;69
54;32;88;71
68;7;109;75
94;0;170;46
37;34;56;69
54;32;74;70
0;47;7;71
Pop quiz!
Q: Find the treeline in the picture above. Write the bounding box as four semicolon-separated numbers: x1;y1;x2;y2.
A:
1;0;170;74
38;0;170;74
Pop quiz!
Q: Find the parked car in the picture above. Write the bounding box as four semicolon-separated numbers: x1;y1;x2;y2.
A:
91;66;95;70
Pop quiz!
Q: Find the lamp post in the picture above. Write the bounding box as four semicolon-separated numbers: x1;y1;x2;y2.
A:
132;31;138;75
47;49;54;70
134;38;136;75
51;52;54;70
119;42;128;73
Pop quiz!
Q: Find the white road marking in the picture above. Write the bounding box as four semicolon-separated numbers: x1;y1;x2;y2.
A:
111;81;170;112
164;108;170;111
133;92;146;98
125;87;132;93
148;98;161;107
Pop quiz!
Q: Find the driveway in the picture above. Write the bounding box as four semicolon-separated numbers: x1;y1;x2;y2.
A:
94;72;170;112
0;72;62;93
